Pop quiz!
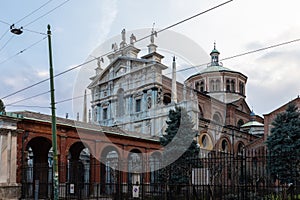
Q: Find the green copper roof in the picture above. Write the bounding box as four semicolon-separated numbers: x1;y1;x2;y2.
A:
186;64;246;81
210;48;220;54
241;121;264;128
200;65;236;73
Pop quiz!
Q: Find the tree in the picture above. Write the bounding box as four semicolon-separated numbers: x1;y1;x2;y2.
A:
0;99;5;113
266;103;300;186
159;106;200;196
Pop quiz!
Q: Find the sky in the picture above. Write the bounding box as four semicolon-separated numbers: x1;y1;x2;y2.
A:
1;0;300;119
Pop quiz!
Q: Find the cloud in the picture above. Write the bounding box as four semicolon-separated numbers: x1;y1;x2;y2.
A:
243;48;300;115
36;70;49;78
96;0;118;44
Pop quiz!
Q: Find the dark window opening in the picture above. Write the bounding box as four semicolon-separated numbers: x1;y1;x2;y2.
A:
239;82;245;95
195;82;200;91
103;108;108;120
200;81;205;92
237;119;244;128
221;140;228;152
231;80;235;92
135;99;141;112
163;93;171;105
226;80;230;92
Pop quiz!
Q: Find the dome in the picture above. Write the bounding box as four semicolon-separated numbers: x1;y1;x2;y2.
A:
210;48;220;55
241;121;264;128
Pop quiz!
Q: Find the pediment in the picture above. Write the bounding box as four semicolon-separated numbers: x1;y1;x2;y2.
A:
88;57;124;88
230;98;251;114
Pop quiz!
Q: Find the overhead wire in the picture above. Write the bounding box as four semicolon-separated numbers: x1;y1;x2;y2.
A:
8;34;300;108
0;29;9;42
5;91;51;107
7;105;50;109
1;0;233;101
0;0;68;52
22;28;48;36
136;0;233;43
24;0;71;27
14;0;54;25
0;35;14;52
167;37;300;75
0;20;10;26
0;36;47;65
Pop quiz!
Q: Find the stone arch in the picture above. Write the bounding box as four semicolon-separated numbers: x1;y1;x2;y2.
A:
236;142;245;155
218;137;231;153
100;145;120;195
25;136;52;198
149;152;162;189
198;132;213;151
212;111;223;125
67;142;91;197
128;149;143;185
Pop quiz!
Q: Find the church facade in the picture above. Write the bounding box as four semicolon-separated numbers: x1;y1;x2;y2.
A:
88;29;263;154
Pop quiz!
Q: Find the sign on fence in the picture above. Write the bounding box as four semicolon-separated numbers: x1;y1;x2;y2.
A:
132;185;139;198
70;184;74;194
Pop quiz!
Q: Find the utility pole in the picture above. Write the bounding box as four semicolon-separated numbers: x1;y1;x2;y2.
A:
47;24;59;200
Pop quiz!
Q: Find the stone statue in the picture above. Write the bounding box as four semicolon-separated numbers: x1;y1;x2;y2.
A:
150;26;157;44
112;42;118;51
121;28;126;43
130;33;137;45
157;88;162;104
147;96;152;109
97;57;104;68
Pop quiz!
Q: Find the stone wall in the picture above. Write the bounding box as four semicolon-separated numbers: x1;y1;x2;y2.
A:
0;183;21;200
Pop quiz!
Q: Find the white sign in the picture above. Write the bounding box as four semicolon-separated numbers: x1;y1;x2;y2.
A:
70;184;75;194
132;185;139;198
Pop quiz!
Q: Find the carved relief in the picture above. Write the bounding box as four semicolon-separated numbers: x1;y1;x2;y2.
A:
157;88;162;104
147;96;152;109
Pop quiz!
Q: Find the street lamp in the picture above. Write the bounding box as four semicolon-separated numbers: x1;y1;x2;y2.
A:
11;24;59;200
47;24;59;200
10;24;23;35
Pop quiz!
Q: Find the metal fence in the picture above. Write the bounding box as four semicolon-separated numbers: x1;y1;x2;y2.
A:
21;150;300;200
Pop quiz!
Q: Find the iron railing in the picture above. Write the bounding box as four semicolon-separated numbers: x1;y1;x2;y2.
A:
20;150;300;200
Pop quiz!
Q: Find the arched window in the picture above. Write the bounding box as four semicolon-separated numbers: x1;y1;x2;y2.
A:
202;135;207;148
237;143;244;155
195;82;200;91
200;81;205;92
198;133;213;150
210;80;215;91
239;82;245;95
216;79;221;91
226;80;230;92
237;119;244;128
231;80;235;92
221;139;229;152
213;113;222;124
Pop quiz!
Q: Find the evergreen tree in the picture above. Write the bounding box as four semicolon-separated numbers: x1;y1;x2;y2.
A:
266;103;300;185
159;106;200;191
0;99;5;113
